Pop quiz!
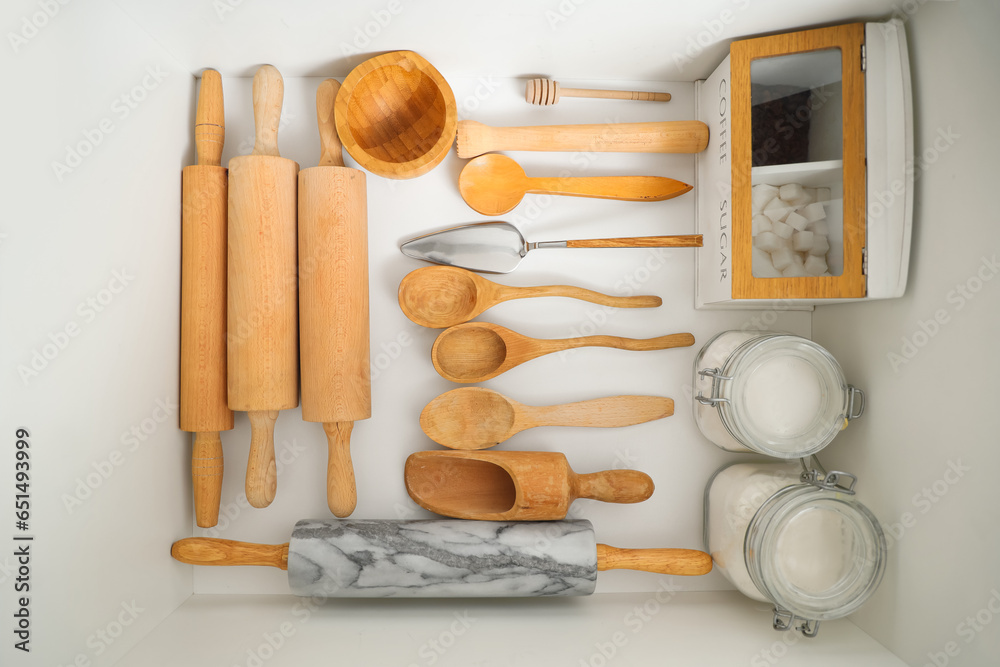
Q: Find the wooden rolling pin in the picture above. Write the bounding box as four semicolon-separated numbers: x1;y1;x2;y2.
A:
227;65;299;509
456;120;709;159
526;78;671;105
298;79;370;517
180;70;232;528
172;519;712;597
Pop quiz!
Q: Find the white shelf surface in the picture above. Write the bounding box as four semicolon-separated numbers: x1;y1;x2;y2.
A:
2;0;996;666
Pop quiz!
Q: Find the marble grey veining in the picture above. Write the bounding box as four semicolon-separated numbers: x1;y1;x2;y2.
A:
287;519;598;598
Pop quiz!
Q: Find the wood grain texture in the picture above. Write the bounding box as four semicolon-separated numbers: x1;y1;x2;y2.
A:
191;432;224;527
431;321;694;383
172;537;289;570
300;79;370;517
525;78;671;105
458;153;690;215
335;50;457;179
181;69;231;528
456;120;709;158
397;266;661;329
404;450;653;521
730;23;866;299
566;234;702;248
324;422;358;517
420;387;673;449
194;69;225;166
246;410;278;508
227;65;299;508
595;544;712;576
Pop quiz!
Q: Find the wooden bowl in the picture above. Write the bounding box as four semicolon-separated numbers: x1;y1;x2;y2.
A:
335;51;457;180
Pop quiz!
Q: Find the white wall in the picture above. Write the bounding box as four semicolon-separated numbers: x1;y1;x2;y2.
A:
813;2;1000;666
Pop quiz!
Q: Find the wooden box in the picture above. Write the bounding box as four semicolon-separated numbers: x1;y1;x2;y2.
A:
695;20;913;308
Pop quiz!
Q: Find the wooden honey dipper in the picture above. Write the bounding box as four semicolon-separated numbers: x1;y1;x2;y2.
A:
526;78;670;105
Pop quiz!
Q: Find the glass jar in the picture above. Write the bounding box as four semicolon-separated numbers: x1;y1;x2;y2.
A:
704;460;886;636
693;330;864;458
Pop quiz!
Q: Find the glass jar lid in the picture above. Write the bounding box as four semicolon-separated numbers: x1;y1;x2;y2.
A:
746;485;886;623
721;336;850;457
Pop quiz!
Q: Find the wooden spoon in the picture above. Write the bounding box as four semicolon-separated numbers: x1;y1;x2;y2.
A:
459;154;692;216
421;387;674;449
398;266;661;328
431;322;695;383
404;450;654;521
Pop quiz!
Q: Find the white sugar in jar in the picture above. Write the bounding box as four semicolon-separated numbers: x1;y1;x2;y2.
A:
693;331;864;458
704;461;886;636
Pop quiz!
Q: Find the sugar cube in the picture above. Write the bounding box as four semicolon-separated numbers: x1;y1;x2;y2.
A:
782;263;809;277
810;235;830;256
771;220;794;239
752;214;773;237
802;202;826;223
754;231;782;252
805;254;828;276
771;247;795;272
763;197;793;223
816;187;832;202
785;210;809;232
809;220;830;237
752;246;783;278
779;183;809;207
792;230;814;252
752;184;778;214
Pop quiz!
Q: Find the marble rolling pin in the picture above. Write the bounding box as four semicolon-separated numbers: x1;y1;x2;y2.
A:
171;519;712;597
227;65;300;508
180;70;233;528
299;79;370;517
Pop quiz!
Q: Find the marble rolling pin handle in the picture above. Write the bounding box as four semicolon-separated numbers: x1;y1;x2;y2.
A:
596;544;713;576
172;537;289;569
526;78;670;105
299;78;370;517
227;64;299;509
456;120;709;159
180;69;232;528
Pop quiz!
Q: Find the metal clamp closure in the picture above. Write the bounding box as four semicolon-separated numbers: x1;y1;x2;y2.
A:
847;385;866;420
773;608;821;637
695;368;733;407
799;455;857;495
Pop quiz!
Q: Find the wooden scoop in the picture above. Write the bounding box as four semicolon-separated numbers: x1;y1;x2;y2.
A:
405;450;654;520
420;387;673;449
431;321;694;383
458;154;691;215
398;266;661;328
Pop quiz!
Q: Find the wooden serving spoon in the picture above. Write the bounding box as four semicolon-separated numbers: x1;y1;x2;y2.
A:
420;387;674;449
404;450;654;521
459;154;692;216
431;322;695;383
398;266;661;328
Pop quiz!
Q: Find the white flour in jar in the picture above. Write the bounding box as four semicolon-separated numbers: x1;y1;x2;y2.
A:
706;462;800;600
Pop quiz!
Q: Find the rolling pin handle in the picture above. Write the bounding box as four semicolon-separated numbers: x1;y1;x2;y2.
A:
192;431;224;528
324;422;358;517
251;65;284;157
246;410;278;508
316;79;345;167
195;69;225;167
596;544;713;576
171;538;289;570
